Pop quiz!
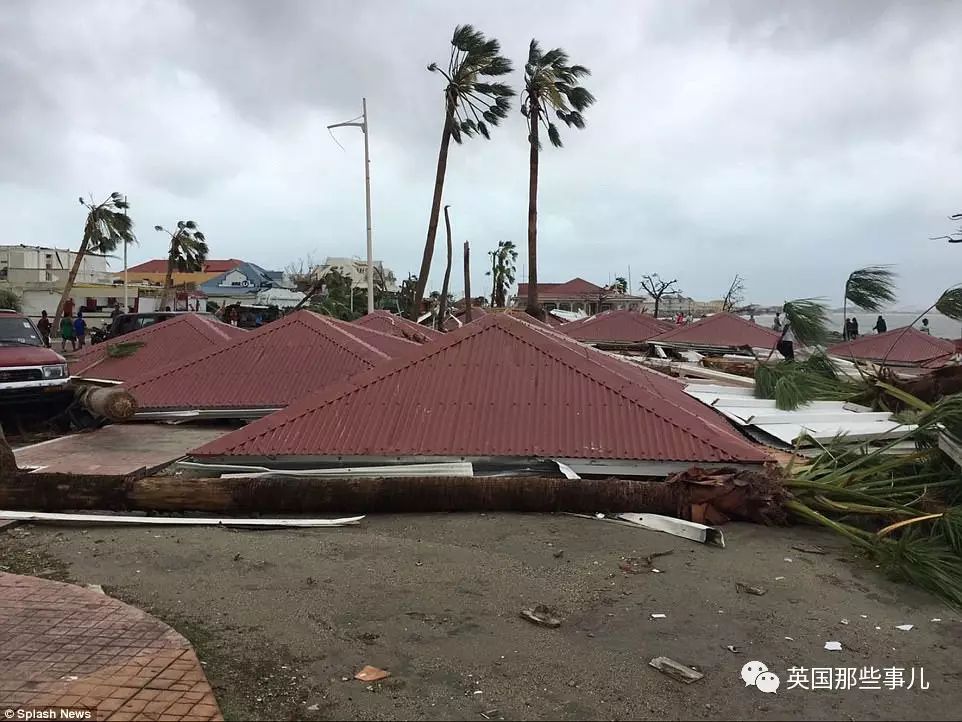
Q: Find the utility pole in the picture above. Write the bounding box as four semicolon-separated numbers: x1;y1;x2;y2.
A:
463;241;472;323
328;99;374;314
123;195;129;311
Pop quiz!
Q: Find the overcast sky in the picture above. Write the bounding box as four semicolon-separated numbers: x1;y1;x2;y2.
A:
2;0;961;308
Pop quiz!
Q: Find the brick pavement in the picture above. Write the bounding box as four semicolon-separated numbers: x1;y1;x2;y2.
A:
0;572;222;721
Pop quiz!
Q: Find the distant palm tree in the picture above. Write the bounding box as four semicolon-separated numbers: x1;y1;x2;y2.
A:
54;193;135;331
522;40;595;318
612;276;628;294
486;240;518;307
154;221;208;310
410;24;514;320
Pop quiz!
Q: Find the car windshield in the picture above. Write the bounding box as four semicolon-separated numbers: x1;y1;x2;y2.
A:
0;317;43;346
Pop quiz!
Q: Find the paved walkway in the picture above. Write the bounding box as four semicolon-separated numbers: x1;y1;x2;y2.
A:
0;572;221;721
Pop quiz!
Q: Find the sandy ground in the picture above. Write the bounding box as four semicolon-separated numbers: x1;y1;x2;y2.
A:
2;514;960;721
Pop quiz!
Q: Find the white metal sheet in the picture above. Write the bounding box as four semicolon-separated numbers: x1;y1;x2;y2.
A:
754;421;914;445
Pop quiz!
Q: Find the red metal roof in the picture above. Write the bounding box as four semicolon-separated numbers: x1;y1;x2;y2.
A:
124;310;397;411
652;312;781;349
517;277;603;298
353;311;443;343
125;258;243;274
70;314;244;383
333;317;422;357
193;313;768;464
828;327;956;366
442;306;488;332
562;309;672;344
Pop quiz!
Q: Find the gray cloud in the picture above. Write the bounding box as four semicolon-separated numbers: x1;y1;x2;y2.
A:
1;0;961;308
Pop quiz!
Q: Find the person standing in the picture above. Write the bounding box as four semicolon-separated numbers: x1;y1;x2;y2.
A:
850;317;859;339
60;314;76;352
73;310;87;348
777;315;795;361
37;310;52;348
773;312;782;332
110;302;122;320
921;318;931;334
873;315;887;334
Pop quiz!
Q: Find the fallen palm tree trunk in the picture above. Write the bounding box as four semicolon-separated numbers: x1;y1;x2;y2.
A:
0;469;787;519
74;385;138;421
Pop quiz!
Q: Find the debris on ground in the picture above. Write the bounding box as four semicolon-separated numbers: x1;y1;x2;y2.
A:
792;544;828;555
354;665;390;682
895;624;914;631
648;656;704;684
519;605;561;629
824;641;843;651
650;613;667;619
735;581;767;596
724;645;739;653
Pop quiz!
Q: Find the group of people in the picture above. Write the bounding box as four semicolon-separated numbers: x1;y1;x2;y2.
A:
36;310;87;351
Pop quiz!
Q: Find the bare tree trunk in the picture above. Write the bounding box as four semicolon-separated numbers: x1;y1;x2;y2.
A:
53;231;90;332
411;98;455;320
526;97;541;320
75;386;138;421
654;295;660;319
438;206;453;328
490;250;497;307
160;253;175;311
463;241;472;323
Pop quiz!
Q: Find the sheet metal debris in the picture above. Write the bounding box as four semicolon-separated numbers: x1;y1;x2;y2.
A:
648;657;703;684
0;511;364;527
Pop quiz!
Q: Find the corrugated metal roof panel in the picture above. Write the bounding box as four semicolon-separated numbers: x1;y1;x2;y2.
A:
652;313;780;349
333;317;422;357
70;314;244;383
562;309;671;344
193;314;768;464
124;310;396;411
353;311;442;343
828;327;955;366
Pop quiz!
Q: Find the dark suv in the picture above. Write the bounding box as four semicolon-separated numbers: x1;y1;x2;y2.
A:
105;311;213;339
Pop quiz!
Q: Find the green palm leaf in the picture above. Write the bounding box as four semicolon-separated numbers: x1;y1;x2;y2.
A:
845;266;897;311
782;297;830;346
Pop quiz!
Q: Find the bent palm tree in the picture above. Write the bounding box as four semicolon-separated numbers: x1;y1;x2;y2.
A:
522;40;595;318
410;24;514;320
842;266;897;338
54;193;135;331
155;221;208;310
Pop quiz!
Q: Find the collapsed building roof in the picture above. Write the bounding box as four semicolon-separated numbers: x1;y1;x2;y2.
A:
124;310;405;415
353;310;443;343
69;313;245;383
828;327;956;368
651;312;781;350
561;309;672;345
192;313;768;469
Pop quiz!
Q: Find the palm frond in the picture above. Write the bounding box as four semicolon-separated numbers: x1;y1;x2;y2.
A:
935;287;962;321
522;42;593;150
845;266;897;311
782;297;830;346
107;341;144;359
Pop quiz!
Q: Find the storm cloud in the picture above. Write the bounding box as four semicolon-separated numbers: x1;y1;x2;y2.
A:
1;0;960;307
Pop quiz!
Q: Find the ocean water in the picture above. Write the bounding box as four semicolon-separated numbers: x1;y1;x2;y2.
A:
752;312;961;340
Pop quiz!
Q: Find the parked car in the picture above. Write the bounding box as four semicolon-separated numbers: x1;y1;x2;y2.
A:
105;311;215;340
0;308;71;406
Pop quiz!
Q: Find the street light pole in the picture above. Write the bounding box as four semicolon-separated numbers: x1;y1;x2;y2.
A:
328;99;374;314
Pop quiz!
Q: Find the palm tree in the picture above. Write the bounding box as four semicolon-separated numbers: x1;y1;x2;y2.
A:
522;40;595;319
54;193;135;331
154;221;208;310
486;240;518;307
841;266;897;339
410;25;514;320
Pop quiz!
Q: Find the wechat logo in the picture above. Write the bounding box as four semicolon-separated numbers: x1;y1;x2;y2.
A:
742;661;780;694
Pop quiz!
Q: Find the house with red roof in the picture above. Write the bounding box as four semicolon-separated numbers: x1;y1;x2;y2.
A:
828;327;957;368
70;313;245;383
651;312;781;352
561;309;672;346
514;278;649;316
190;313;769;474
123;310;416;418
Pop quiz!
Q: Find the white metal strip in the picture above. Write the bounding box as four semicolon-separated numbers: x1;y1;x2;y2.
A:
0;511;364;527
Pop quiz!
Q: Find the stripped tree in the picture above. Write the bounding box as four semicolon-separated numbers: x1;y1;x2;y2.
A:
155;221;208;310
522;40;595;319
639;274;680;318
411;25;514;320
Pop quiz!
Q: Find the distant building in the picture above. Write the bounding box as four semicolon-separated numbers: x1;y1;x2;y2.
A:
514;277;648;315
314;257;398;294
0;244;109;286
199;262;299;308
121;258;244;288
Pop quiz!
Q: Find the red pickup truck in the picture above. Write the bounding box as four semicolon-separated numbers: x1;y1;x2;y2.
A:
0;308;71;407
